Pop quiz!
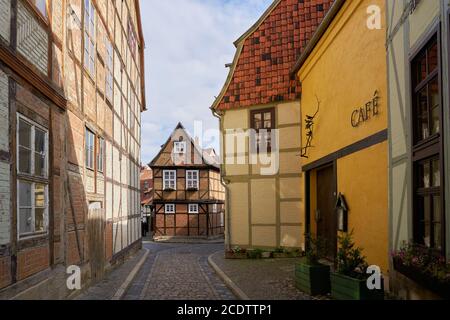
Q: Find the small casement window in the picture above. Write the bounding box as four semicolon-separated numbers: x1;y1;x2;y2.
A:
17;115;48;177
188;204;199;214
186;170;199;190
97;137;105;173
84;0;96;75
411;33;444;252
18;181;48;237
105;38;114;101
165;204;175;214
163;170;176;190
85;128;95;170
174;141;186;154
251;108;275;153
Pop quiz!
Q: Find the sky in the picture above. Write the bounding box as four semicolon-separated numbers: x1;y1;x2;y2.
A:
139;0;273;165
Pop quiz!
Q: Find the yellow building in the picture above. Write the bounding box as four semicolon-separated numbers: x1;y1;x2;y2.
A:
210;0;335;250
293;0;389;272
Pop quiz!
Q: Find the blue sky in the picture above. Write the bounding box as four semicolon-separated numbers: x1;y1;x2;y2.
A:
139;0;273;164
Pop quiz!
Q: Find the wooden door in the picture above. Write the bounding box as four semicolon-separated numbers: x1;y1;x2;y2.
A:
88;204;105;282
316;165;337;260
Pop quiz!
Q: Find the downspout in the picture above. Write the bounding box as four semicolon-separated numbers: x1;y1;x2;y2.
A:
210;106;232;251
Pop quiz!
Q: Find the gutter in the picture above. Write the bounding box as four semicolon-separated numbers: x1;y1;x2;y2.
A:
210;106;232;251
290;0;346;76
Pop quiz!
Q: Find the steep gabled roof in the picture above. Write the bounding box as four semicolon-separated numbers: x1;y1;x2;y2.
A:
149;123;220;169
211;0;334;111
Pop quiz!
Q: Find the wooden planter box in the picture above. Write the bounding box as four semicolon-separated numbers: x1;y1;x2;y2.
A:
295;262;330;296
225;251;247;259
330;273;384;300
393;258;450;299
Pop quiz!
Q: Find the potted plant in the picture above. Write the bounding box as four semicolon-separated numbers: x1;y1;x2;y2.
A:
225;246;247;259
330;231;384;300
295;235;330;296
273;247;289;259
392;242;450;299
247;248;263;259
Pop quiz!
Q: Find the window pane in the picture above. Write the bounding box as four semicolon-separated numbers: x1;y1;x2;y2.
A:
19;146;31;174
432;159;440;187
34;0;47;17
429;78;440;135
35;208;45;233
35;129;45;153
19;208;32;234
35;153;45;177
253;113;262;130
419;162;431;188
35;184;45;207
433;196;441;250
416;87;429;141
19;181;32;207
415;52;427;85
427;41;438;74
19;120;31;148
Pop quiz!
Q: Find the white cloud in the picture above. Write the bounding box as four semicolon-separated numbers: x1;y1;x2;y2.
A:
140;0;273;164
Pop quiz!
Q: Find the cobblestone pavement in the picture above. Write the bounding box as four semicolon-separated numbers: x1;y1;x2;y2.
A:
124;242;236;300
210;251;317;300
76;249;147;300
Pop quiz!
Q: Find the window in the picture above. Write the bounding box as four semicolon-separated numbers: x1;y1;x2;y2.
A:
97;137;104;173
165;204;175;214
163;170;176;190
186;170;199;190
143;181;149;190
30;0;47;18
188;204;199;214
17;115;48;237
128;19;137;58
174;141;186;154
85;128;95;170
84;0;96;75
18;116;48;177
411;34;444;252
251;108;275;152
105;38;113;101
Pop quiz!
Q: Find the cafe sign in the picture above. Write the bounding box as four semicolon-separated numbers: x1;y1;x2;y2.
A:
351;91;380;128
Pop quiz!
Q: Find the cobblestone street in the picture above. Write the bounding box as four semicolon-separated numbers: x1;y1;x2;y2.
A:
123;242;235;300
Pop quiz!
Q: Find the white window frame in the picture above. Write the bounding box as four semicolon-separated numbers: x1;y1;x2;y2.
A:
84;0;96;75
163;170;176;190
174;141;186;154
17;114;49;178
186;170;199;190
16;114;49;239
188;204;199;214
165;204;175;214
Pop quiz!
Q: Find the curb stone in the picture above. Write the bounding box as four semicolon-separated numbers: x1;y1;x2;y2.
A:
208;252;250;300
111;249;150;300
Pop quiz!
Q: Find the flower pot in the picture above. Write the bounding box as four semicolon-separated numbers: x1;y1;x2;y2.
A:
330;272;384;300
225;251;247;259
295;261;331;296
393;258;450;299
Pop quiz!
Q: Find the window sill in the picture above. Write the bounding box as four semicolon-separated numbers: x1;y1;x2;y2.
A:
186;188;199;191
164;188;176;192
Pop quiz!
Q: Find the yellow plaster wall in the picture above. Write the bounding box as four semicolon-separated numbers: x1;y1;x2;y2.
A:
252;226;277;248
280;201;302;224
251;179;277;224
229;182;249;246
280;177;302;200
298;0;387;165
280;226;303;248
337;142;389;271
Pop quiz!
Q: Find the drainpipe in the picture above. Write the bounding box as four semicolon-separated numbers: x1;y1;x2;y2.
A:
210;106;232;251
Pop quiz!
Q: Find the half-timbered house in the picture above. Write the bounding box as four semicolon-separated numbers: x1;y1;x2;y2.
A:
150;123;225;238
0;0;146;299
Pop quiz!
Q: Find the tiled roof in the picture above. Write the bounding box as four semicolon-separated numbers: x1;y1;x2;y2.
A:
212;0;334;111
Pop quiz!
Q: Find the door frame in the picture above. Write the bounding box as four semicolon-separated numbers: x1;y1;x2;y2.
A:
304;161;338;260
